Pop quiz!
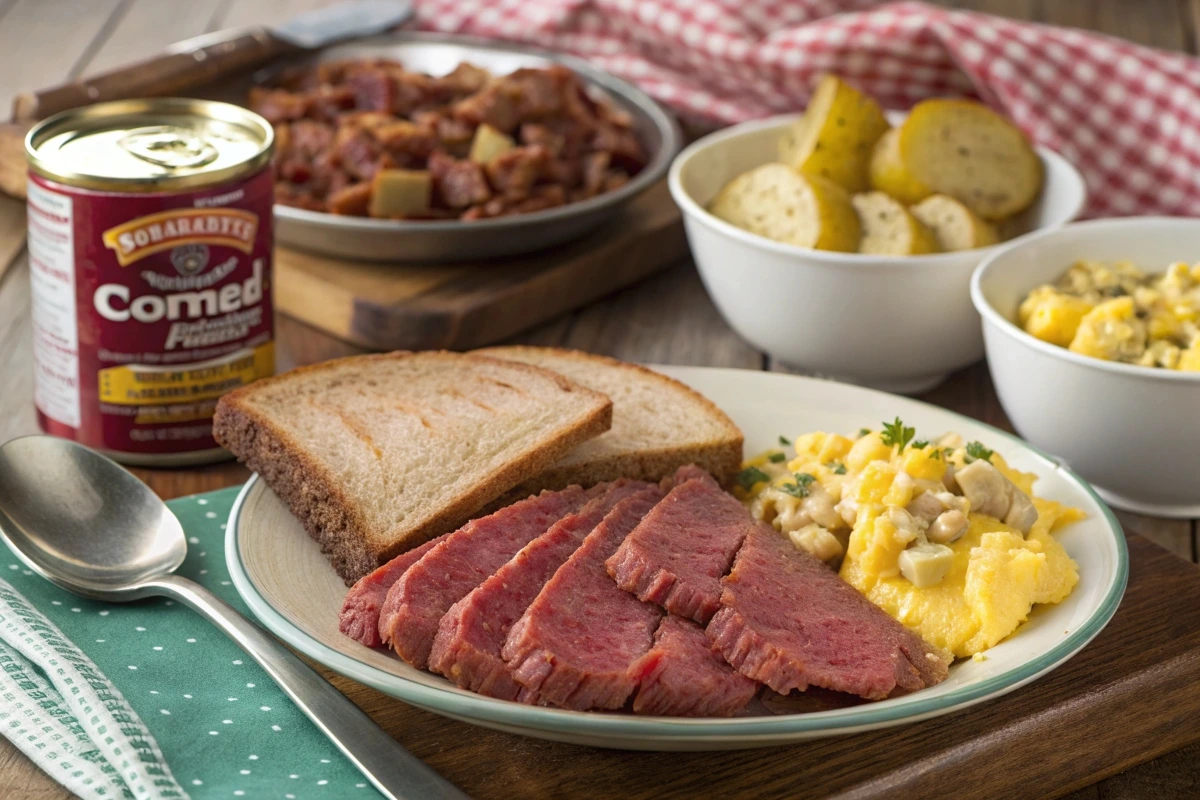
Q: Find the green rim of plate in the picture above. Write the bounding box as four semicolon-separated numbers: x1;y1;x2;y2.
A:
224;367;1128;740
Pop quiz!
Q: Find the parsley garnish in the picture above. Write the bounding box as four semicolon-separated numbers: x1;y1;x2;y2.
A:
737;466;770;490
880;417;916;452
964;442;994;463
767;452;786;463
912;440;929;450
779;472;817;498
930;449;942;460
778;435;791;446
857;427;871;438
826;461;847;475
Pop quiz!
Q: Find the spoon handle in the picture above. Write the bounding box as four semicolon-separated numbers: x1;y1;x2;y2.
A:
150;573;467;800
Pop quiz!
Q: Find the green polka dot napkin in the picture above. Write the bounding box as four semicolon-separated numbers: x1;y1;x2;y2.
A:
0;487;385;800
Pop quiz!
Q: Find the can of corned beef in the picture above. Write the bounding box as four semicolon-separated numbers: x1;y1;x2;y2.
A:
25;98;275;465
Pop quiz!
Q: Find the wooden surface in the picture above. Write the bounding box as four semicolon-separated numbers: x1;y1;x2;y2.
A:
1;1;1199;798
274;182;686;350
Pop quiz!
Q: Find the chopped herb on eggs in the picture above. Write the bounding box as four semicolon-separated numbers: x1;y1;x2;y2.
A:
779;472;818;498
912;440;929;449
779;435;792;446
737;466;771;491
965;442;994;463
880;417;916;452
857;428;871;438
827;461;848;474
767;452;787;463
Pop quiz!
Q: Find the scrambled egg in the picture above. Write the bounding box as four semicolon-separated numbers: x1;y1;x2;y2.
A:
1019;259;1200;370
738;424;1084;659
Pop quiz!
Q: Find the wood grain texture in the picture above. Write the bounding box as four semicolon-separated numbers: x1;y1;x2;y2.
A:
274;182;685;351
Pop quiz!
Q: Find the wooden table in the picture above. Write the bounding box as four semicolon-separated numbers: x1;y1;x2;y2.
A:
2;1;1199;797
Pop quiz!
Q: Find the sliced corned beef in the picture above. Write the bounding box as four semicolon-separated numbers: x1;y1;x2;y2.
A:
378;484;602;668
706;525;950;700
503;485;665;709
607;467;754;624
429;480;651;699
629;615;758;717
339;533;448;647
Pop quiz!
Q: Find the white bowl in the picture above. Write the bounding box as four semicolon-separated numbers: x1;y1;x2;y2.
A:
668;114;1087;394
972;216;1200;517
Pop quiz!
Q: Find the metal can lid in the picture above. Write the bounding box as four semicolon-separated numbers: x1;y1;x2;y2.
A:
26;98;274;192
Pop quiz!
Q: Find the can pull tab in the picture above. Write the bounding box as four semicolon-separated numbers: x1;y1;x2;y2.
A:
117;125;218;170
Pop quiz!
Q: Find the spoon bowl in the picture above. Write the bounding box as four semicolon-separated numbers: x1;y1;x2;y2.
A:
0;436;186;598
0;434;463;800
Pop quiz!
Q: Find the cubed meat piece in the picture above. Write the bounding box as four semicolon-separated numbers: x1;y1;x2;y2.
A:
290;120;335;159
307;85;356;122
593;123;646;171
429;152;492;209
337;128;385;182
248;88;309;124
368;169;432;218
274;182;324;211
485;145;548;200
540;157;582;188
375;120;439;159
582;151;611;196
519;123;565;156
327;182;372;216
468;124;516;165
347;67;396;112
452;84;519;133
437;62;493;96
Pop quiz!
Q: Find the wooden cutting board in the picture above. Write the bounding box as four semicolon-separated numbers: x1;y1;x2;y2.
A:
274;180;685;351
330;533;1200;799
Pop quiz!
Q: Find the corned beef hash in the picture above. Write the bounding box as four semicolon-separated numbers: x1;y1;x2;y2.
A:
249;60;647;220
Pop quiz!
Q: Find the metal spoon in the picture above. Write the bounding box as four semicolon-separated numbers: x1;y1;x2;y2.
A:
0;435;466;800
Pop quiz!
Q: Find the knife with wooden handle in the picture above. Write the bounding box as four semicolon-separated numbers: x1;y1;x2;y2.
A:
10;0;415;122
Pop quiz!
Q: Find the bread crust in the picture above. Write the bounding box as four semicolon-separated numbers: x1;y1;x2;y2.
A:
474;346;744;497
214;351;613;584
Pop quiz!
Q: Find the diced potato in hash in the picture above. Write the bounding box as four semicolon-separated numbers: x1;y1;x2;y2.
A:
708;163;860;252
779;74;890;193
868;128;933;205
368;169;432;217
898;99;1043;220
911;194;999;251
851;191;939;255
468;123;516;165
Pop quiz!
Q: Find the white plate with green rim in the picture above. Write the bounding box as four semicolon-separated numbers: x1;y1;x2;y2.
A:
225;366;1127;751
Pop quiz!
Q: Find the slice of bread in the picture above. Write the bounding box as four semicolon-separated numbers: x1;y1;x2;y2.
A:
474;347;743;500
213;351;613;584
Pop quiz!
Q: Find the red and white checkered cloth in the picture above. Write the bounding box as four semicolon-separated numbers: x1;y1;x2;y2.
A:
414;0;1200;218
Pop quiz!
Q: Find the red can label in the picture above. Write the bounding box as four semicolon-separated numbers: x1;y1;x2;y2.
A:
27;169;274;461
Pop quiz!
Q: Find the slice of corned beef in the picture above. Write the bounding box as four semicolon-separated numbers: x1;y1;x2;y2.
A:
502;485;665;709
429;480;651;699
629;615;758;717
378;483;603;668
607;467;754;624
339;533;449;647
707;525;950;700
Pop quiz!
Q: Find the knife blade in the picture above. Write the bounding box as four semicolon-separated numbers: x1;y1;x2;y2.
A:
10;0;414;122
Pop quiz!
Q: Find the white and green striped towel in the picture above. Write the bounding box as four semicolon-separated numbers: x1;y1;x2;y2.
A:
0;578;187;799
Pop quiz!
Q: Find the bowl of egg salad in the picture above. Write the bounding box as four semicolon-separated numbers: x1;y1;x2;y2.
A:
971;216;1200;516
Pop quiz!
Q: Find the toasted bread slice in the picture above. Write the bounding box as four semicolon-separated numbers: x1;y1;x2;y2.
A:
475;347;743;499
213;351;613;583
